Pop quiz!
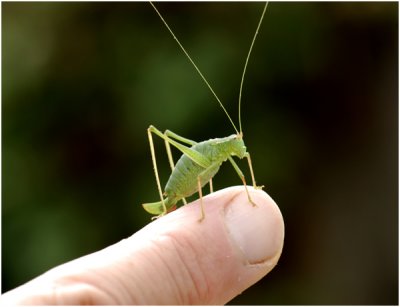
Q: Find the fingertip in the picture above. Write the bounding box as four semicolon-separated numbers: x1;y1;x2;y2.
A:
223;186;285;265
135;186;284;303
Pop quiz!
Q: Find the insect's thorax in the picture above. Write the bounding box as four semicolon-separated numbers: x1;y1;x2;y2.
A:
194;134;247;161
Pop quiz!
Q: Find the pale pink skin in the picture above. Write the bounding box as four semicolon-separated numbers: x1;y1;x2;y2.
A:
1;186;284;305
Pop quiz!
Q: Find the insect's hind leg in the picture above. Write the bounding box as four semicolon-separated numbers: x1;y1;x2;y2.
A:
164;130;198;205
147;127;167;216
164;141;187;206
148;125;211;169
165;130;215;197
164;130;197;146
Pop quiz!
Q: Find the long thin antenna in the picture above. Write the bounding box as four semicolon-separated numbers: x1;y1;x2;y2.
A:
150;2;239;134
238;2;268;134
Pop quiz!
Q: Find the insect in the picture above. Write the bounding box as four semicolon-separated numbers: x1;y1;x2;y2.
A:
142;2;268;221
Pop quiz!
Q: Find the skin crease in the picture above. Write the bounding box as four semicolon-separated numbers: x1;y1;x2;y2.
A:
1;186;284;305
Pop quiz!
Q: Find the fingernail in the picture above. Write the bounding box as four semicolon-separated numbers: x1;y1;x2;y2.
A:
224;190;284;264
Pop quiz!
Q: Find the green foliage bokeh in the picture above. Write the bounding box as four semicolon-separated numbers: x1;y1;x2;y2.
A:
2;2;398;304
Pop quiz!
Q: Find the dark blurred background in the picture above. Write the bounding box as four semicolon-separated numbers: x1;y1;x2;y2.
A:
2;2;398;304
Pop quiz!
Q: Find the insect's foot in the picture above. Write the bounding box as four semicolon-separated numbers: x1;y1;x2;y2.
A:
197;208;205;223
151;213;166;220
255;185;264;190
248;197;258;207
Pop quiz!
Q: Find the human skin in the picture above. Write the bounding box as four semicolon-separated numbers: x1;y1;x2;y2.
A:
1;186;284;305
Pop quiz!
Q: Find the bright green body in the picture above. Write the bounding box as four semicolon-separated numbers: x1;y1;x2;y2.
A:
142;134;247;215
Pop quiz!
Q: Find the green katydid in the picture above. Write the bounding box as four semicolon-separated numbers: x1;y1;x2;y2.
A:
142;2;268;221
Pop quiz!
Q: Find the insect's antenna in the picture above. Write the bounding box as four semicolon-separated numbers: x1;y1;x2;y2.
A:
150;2;239;134
238;2;269;134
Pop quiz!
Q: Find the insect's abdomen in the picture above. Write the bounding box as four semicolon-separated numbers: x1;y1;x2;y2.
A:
165;140;223;199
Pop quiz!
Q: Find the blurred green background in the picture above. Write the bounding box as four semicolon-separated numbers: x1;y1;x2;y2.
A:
2;2;398;304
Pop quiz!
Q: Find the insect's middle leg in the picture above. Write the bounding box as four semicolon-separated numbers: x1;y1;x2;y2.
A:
197;176;205;222
196;162;221;221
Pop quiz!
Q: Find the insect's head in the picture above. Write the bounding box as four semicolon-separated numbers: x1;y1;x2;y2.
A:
231;133;247;159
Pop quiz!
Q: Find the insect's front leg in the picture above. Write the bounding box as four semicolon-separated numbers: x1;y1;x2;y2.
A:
245;152;264;190
228;156;257;207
